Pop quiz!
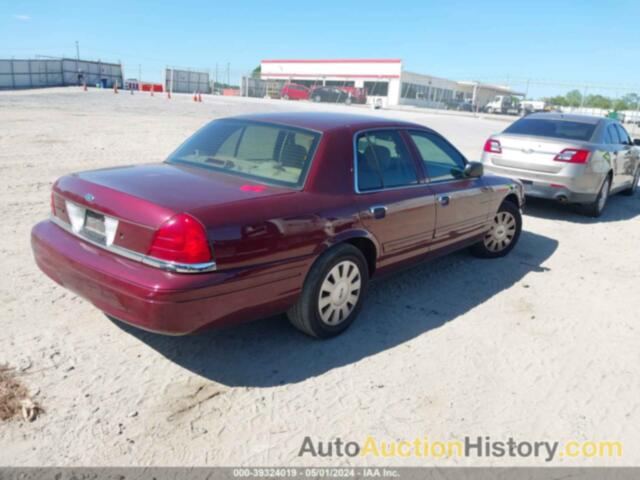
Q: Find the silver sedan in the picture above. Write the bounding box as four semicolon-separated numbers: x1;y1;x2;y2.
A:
480;113;640;216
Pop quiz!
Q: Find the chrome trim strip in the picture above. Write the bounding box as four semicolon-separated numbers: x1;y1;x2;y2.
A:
50;215;217;274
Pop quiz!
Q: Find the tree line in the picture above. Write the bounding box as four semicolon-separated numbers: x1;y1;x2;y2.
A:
545;90;639;111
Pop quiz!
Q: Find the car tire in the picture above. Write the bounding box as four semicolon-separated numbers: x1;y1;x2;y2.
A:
283;94;290;100
287;244;369;339
622;167;639;196
470;200;522;259
314;95;321;103
345;97;352;105
584;175;611;217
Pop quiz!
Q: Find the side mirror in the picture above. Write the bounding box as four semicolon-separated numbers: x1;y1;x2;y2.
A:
634;139;640;146
464;161;483;178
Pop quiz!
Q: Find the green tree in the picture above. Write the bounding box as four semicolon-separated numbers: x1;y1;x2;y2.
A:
565;89;583;107
584;94;612;109
613;99;629;111
546;95;568;107
621;93;639;109
251;65;261;79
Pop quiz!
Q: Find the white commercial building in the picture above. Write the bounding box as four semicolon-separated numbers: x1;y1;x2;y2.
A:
260;58;522;109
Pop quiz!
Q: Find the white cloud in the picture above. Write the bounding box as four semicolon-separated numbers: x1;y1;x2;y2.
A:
12;14;31;21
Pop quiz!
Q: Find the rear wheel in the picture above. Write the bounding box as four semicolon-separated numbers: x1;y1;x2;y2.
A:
287;244;368;339
283;94;290;100
314;95;321;103
622;167;639;196
584;175;611;217
471;201;522;258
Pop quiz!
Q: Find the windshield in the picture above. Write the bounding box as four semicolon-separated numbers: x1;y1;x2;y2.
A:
167;119;321;188
504;118;596;142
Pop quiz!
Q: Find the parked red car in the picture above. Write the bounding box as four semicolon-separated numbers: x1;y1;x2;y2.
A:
32;112;524;338
309;86;367;105
280;83;310;100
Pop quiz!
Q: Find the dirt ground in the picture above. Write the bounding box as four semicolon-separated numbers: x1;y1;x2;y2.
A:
0;88;638;466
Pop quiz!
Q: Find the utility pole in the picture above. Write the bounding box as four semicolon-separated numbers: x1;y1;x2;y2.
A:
227;62;230;86
75;41;80;61
138;64;141;82
215;63;218;89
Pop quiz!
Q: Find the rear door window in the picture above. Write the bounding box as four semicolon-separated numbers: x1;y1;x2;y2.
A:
504;118;597;141
614;124;631;145
604;125;617;144
607;124;624;144
356;130;419;191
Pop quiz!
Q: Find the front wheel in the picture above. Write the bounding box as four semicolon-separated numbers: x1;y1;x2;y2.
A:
287;244;369;339
471;201;522;258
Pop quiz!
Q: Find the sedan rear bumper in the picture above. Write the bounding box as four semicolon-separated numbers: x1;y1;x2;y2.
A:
31;220;307;335
483;163;601;204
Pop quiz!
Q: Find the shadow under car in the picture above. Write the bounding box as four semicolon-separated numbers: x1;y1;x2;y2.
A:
114;230;558;388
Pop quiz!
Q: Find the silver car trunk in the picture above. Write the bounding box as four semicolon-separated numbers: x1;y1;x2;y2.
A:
491;134;589;174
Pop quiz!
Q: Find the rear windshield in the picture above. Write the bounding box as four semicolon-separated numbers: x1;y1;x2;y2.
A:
167;120;321;187
504;118;596;142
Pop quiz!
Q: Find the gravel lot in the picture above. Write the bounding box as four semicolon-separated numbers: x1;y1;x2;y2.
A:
1;88;638;466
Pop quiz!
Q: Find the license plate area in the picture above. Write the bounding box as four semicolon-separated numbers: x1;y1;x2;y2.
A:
64;200;118;247
83;210;106;243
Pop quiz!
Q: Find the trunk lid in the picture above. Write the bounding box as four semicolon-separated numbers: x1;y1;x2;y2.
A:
490;134;590;174
52;162;293;255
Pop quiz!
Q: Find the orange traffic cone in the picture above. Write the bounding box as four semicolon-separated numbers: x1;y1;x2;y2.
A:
113;82;119;94
167;90;171;100
83;83;87;92
150;87;154;97
193;91;198;102
198;92;203;103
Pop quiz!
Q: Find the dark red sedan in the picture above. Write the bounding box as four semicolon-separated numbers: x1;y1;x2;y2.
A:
32;112;524;338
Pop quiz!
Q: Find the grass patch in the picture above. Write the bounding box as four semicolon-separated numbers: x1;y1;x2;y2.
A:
0;363;41;422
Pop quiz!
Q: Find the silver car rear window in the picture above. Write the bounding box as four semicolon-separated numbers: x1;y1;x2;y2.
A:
504;118;596;142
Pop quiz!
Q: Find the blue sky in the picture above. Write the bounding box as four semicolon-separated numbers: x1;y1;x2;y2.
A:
1;0;639;98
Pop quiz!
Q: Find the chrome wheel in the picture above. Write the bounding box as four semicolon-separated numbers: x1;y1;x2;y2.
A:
598;178;610;213
318;260;361;325
484;211;517;253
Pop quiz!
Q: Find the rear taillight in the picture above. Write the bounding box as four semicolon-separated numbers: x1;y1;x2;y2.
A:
553;149;590;164
148;213;211;264
483;139;502;154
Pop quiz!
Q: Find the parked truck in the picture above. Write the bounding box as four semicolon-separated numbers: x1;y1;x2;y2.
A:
520;100;547;115
484;95;521;115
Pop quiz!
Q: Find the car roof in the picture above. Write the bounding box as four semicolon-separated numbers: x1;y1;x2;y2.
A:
525;112;605;125
226;112;425;133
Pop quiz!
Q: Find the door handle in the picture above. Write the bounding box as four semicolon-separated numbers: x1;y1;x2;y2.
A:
438;195;450;206
369;205;387;219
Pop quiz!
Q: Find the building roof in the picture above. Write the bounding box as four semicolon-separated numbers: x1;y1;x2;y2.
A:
457;80;525;96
